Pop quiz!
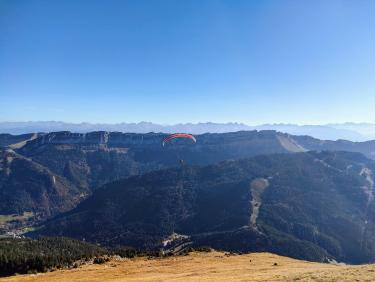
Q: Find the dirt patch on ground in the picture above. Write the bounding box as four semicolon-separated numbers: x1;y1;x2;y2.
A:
2;251;375;282
249;178;269;228
277;135;306;153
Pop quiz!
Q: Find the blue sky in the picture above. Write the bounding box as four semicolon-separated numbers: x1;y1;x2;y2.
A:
1;0;375;124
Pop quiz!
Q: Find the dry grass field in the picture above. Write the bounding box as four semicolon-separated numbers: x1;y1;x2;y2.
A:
1;251;375;282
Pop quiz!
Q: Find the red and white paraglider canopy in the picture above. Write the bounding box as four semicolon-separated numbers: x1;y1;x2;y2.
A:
162;133;196;146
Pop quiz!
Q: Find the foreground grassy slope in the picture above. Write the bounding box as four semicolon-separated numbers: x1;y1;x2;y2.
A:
2;251;375;282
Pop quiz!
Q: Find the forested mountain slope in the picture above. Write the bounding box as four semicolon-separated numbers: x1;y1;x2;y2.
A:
34;151;375;263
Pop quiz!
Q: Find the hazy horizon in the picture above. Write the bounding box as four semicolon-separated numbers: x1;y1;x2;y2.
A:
3;120;375;141
1;120;375;126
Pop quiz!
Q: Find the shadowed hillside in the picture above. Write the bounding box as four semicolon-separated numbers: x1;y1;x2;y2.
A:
0;149;86;217
33;151;375;263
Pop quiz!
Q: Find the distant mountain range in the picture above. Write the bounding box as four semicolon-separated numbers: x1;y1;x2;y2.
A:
2;121;375;141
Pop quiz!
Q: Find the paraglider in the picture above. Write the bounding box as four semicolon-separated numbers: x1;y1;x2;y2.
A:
162;133;196;146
